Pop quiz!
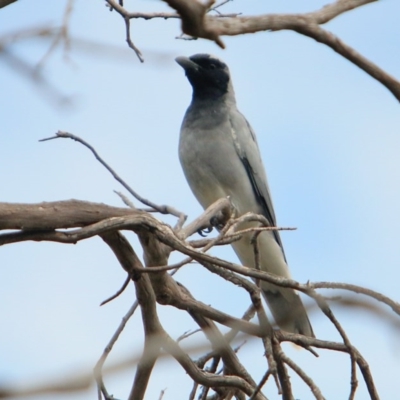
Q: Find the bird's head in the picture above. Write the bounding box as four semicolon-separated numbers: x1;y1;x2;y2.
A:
175;54;233;101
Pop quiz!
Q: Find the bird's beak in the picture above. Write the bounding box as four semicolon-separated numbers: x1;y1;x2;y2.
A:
175;56;199;72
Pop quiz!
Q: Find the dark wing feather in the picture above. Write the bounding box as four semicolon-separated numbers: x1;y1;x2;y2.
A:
229;114;287;261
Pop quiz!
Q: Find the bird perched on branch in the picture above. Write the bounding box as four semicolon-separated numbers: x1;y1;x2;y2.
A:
176;53;314;337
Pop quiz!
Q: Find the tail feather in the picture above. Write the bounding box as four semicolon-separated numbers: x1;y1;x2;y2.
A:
262;286;314;337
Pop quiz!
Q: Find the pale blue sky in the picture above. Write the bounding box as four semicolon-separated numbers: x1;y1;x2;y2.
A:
1;1;400;399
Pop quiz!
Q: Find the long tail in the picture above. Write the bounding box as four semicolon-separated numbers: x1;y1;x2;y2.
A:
231;229;315;337
261;285;314;337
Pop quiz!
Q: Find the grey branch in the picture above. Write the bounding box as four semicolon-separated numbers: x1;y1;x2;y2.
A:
41;131;186;221
1;199;399;321
0;199;393;399
0;200;141;230
104;0;400;101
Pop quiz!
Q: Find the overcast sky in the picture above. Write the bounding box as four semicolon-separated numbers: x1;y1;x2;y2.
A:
1;1;400;399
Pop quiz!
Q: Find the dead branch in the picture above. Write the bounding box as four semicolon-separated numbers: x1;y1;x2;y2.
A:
0;0;17;8
103;0;400;102
99;273;131;306
281;352;324;400
94;300;139;398
101;229;267;400
1;200;398;321
180;197;232;239
41;131;186;221
35;0;74;69
162;0;225;48
123;14;144;62
0;200;141;230
0;198;394;399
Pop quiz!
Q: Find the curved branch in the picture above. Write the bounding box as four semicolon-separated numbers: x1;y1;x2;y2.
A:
40;131;186;220
1;200;399;320
106;0;400;101
102;228;267;399
292;23;400;102
281;352;325;400
204;3;400;101
311;281;400;316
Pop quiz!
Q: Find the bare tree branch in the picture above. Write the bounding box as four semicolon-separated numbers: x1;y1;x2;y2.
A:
123;15;144;62
281;352;324;400
99;273;131;306
1;200;398;320
94;299;139;398
0;198;395;398
35;0;75;69
103;0;400;101
40;131;186;220
0;200;141;230
0;0;17;9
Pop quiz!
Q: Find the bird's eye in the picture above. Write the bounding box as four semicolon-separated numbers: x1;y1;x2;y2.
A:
209;64;216;69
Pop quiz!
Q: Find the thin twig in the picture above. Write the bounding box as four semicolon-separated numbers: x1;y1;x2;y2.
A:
35;0;75;70
199;356;221;400
271;338;291;398
177;328;202;342
210;0;232;13
100;273;131;306
282;352;325;400
309;289;359;398
248;369;271;400
106;0;400;101
123;16;143;62
114;190;137;209
94;301;139;396
39;131;186;219
158;388;167;400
